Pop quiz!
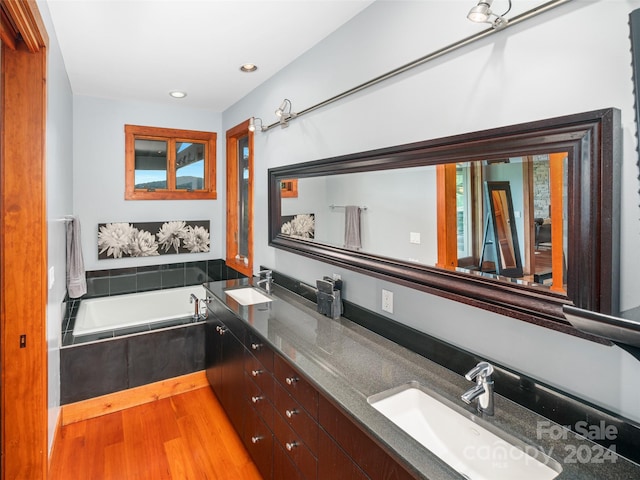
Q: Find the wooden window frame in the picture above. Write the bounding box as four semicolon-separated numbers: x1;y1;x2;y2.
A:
125;124;217;200
226;120;254;277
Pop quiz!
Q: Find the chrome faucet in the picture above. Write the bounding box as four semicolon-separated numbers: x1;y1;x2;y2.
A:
461;361;495;416
256;269;273;294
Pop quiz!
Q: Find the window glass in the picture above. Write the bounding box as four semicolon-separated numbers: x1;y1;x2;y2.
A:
176;141;205;190
134;139;168;189
237;136;250;258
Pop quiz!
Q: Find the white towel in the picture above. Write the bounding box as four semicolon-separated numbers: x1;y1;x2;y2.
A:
66;216;87;298
344;206;362;250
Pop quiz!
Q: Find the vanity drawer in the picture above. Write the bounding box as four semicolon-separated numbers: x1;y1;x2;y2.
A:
244;349;274;398
244;372;274;430
274;354;318;419
273;407;317;480
243;403;274;480
274;380;318;454
274;441;307;480
245;331;273;370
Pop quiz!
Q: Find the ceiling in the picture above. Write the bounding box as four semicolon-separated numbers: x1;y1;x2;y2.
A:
46;0;375;112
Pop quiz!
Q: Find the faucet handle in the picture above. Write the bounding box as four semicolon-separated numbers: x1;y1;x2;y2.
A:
258;269;272;279
465;361;494;382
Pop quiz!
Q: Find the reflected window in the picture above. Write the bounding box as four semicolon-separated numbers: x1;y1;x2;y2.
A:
125;125;217;200
456;164;472;258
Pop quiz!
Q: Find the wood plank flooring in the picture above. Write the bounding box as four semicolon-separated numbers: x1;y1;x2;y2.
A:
49;387;263;480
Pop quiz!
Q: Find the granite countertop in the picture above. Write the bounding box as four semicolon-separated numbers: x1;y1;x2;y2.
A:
204;278;640;480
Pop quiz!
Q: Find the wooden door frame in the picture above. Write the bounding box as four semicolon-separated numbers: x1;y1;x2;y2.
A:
225;120;254;277
0;1;49;479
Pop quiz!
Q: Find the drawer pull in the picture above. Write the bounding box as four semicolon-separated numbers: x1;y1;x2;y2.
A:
251;396;263;404
251;343;262;350
285;441;298;451
285;409;298;418
251;436;262;444
251;369;262;377
285;377;298;385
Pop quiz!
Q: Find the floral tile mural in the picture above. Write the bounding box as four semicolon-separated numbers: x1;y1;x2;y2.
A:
281;213;315;239
98;220;210;259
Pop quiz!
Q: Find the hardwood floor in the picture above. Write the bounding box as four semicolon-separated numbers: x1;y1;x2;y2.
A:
49;387;263;480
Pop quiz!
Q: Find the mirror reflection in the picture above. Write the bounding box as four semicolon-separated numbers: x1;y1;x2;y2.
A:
280;153;568;294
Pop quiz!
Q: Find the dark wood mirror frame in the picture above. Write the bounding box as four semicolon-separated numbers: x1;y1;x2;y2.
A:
268;108;621;340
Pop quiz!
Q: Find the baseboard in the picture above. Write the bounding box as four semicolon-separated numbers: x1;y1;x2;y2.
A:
61;370;209;426
48;410;63;471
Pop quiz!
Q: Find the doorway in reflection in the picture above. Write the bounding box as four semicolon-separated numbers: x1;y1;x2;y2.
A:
451;153;567;293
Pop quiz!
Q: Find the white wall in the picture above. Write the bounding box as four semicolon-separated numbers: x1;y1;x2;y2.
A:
73;96;223;271
223;0;640;422
37;0;73;454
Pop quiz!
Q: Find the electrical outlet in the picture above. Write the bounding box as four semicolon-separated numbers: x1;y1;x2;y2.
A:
382;289;394;313
410;232;421;244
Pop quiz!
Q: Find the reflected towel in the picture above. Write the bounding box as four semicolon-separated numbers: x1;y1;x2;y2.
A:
344;206;362;250
66;216;87;298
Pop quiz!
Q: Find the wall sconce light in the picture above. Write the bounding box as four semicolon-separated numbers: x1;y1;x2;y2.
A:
275;98;297;128
248;117;265;132
467;0;511;29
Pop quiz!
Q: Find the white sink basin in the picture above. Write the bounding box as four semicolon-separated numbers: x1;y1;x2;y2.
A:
225;287;273;306
368;382;561;480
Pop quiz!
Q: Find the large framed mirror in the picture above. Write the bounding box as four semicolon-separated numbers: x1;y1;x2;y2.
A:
268;108;621;338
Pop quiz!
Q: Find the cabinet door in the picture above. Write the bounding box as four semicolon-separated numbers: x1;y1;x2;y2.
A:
319;395;416;480
318;427;368;480
221;328;246;433
205;315;224;397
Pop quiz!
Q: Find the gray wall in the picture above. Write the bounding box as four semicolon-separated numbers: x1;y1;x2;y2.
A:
72;96;223;271
223;1;640;422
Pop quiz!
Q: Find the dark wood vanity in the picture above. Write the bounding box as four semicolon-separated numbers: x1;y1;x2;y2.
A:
205;290;416;480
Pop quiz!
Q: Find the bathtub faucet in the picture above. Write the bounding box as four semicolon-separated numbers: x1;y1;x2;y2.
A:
190;293;201;320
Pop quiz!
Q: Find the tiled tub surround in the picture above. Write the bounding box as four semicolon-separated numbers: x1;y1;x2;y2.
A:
60;259;245;403
205;277;640;479
62;259;245;345
60;323;204;404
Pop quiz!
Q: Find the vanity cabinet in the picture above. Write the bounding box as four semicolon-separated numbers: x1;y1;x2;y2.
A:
206;301;417;480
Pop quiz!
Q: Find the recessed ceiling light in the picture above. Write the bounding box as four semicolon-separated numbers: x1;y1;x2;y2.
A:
240;63;258;73
169;90;187;98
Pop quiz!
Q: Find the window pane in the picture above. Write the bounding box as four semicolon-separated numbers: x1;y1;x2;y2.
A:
237;136;250;258
176;141;205;190
134;139;167;189
456;164;471;257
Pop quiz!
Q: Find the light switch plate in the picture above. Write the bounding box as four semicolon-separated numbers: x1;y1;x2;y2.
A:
48;266;55;290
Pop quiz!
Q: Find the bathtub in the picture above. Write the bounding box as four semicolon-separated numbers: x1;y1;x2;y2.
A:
73;285;208;336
